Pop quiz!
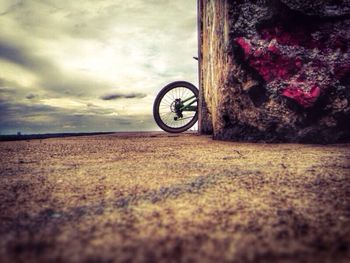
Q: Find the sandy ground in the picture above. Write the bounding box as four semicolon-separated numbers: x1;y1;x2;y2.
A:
0;132;349;263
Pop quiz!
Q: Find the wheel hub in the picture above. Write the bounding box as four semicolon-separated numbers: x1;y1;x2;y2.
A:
170;99;183;120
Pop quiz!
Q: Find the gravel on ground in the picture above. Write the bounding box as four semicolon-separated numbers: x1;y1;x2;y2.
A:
0;133;349;263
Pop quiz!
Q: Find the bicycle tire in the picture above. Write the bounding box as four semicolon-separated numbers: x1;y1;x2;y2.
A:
153;81;198;133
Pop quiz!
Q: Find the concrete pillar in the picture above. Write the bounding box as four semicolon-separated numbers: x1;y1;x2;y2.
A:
198;0;350;143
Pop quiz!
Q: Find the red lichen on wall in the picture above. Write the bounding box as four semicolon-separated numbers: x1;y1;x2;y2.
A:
282;85;321;108
235;21;350;108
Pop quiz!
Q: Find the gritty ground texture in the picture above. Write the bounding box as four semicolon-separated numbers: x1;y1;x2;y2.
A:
0;133;350;263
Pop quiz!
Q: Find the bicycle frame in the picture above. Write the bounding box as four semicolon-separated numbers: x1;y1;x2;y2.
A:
179;95;197;112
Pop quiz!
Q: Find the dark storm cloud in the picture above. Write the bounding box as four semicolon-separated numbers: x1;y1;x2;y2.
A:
0;99;56;116
0;42;29;66
100;93;147;101
0;40;53;72
26;93;36;99
0;40;72;96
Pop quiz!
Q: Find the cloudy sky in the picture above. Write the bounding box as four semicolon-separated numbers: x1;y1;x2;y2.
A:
0;0;198;134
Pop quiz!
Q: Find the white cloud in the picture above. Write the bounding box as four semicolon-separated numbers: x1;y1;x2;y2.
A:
0;0;198;133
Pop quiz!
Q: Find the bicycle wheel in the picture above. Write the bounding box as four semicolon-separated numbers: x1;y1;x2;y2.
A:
153;81;198;133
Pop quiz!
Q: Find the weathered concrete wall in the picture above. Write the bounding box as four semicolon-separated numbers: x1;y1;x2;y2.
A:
199;0;350;143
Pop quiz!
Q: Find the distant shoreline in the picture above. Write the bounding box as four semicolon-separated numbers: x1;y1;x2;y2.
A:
0;132;116;142
0;131;198;142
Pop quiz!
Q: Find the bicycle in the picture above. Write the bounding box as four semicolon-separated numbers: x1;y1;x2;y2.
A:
153;80;198;133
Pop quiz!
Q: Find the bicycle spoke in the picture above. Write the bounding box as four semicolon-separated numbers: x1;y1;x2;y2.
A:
155;83;198;131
